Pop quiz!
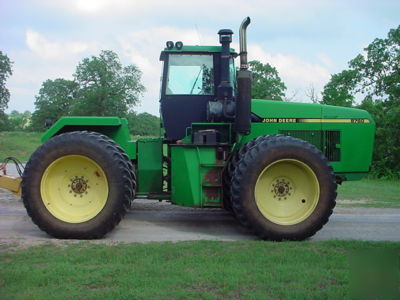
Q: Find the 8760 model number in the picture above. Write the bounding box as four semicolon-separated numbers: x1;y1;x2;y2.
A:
351;119;366;123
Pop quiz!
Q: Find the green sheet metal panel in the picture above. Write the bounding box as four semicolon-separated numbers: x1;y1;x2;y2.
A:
241;123;373;179
251;99;323;118
171;146;221;207
321;105;375;173
239;99;375;180
41;116;136;159
321;123;374;173
137;138;163;194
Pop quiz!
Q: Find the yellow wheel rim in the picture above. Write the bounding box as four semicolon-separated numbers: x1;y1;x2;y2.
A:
254;159;320;225
40;155;109;223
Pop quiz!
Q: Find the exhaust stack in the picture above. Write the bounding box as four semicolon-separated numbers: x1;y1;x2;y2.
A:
239;16;251;70
235;17;252;135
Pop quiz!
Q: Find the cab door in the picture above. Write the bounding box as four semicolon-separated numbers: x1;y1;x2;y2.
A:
160;53;217;141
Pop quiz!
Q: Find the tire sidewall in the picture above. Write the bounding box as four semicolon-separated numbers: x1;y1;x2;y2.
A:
234;137;336;239
23;132;130;238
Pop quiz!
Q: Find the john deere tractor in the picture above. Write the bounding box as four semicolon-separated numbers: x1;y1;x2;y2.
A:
18;17;374;240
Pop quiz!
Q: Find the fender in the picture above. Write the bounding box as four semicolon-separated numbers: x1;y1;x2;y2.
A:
41;116;137;159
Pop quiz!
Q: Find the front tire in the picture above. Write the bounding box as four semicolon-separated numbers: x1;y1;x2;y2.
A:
230;135;337;240
22;131;135;239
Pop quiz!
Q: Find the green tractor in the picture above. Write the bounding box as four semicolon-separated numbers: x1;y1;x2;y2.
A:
21;17;375;240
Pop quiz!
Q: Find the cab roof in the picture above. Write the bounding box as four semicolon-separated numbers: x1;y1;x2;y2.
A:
160;45;237;60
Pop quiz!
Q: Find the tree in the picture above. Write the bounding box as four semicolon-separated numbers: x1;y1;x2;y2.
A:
321;70;359;107
30;50;145;131
322;25;399;106
0;111;9;131
30;79;78;131
248;60;286;100
305;84;320;103
126;112;160;136
349;25;400;102
7;110;31;131
0;51;12;111
72;50;145;116
357;97;400;178
321;25;400;178
0;51;13;131
351;26;400;178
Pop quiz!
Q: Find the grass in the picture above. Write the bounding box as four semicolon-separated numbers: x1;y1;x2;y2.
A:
0;240;399;299
0;132;156;162
0;131;41;162
337;179;400;208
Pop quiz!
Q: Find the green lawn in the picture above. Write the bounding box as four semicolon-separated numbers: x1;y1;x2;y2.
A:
337;179;400;208
0;131;41;162
0;241;398;299
0;132;155;162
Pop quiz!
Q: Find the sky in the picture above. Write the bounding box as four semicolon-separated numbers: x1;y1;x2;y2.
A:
1;0;399;116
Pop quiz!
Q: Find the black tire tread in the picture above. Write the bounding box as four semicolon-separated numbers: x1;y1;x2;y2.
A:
22;131;136;239
222;136;263;213
95;133;137;208
230;134;337;240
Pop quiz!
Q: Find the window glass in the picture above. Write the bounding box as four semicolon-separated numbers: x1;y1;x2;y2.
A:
159;61;164;99
229;58;237;96
166;54;214;95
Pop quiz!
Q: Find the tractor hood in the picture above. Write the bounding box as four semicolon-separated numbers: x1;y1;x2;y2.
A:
251;99;374;122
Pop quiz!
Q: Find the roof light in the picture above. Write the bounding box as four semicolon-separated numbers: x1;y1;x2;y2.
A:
175;41;183;50
166;41;174;50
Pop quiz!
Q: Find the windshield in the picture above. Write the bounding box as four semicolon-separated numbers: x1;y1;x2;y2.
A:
166;54;214;95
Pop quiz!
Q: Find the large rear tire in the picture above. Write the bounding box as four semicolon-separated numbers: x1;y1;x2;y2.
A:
22;131;135;239
222;137;261;214
230;135;337;240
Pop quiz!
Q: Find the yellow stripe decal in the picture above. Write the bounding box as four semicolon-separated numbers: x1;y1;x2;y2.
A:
299;118;370;124
261;118;370;124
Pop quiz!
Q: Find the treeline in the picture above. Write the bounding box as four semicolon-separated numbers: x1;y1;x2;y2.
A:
0;110;31;131
320;25;400;179
0;109;160;137
0;50;160;136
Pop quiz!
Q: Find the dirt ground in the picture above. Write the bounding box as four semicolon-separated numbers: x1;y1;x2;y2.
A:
1;188;400;247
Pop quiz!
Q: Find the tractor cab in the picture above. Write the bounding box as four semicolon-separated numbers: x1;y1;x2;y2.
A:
159;20;252;141
159;46;235;140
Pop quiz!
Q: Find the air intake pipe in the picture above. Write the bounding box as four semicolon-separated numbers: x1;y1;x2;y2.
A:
217;29;234;100
235;17;252;134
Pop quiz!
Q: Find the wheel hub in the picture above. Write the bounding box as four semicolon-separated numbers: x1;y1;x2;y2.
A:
69;176;89;196
271;178;292;200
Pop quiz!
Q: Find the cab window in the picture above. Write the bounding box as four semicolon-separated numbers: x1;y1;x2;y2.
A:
229;58;237;96
166;54;214;95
